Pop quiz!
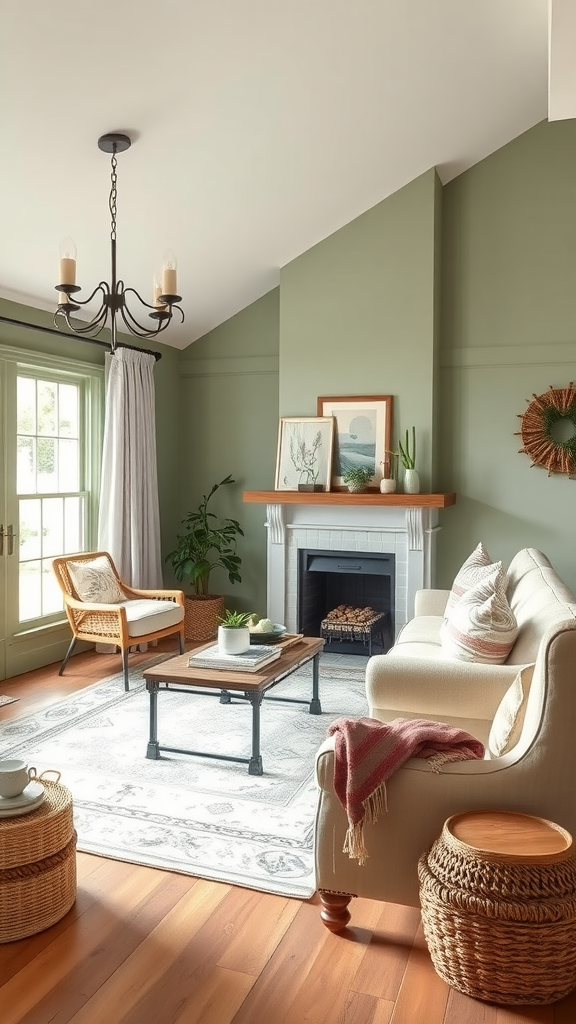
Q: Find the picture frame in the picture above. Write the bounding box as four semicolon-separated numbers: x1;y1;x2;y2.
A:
274;417;334;491
316;395;393;488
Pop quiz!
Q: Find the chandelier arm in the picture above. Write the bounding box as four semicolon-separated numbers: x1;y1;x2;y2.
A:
121;285;159;312
58;283;110;309
119;304;173;340
54;302;109;336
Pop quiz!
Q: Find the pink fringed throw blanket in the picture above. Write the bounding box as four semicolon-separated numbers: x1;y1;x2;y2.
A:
328;716;485;864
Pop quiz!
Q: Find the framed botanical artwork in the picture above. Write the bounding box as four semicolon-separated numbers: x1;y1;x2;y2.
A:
274;417;334;491
316;395;393;488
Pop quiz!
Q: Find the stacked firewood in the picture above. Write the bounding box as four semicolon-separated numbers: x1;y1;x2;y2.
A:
323;605;376;624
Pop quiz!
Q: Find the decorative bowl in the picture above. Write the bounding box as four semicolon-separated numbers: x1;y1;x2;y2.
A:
249;624;287;644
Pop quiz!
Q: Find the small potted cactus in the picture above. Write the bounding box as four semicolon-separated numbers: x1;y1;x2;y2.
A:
217;609;254;655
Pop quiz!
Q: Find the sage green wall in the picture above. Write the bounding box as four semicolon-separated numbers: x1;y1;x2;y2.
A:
438;119;576;591
177;288;279;617
279;169;441;490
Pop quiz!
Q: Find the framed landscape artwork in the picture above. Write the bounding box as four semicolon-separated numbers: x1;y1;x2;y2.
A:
274;417;334;491
316;395;393;488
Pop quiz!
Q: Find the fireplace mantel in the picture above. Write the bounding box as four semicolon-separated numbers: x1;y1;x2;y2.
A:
243;490;456;508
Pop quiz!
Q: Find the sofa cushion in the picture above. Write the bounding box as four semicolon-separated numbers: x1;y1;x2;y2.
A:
440;567;519;664
120;599;184;638
396;616;444;647
488;664;534;756
507;565;576;664
67;555;126;604
445;542;497;616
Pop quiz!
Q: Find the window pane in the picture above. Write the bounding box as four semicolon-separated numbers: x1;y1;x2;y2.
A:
19;498;42;561
17;436;35;493
17;377;36;434
59;439;79;492
59;383;78;437
42;497;64;557
37;437;57;491
20;560;42;621
42;558;63;615
64;496;83;553
37;381;57;435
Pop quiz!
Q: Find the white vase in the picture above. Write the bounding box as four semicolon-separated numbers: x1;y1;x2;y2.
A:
218;625;251;655
403;468;420;494
380;478;397;494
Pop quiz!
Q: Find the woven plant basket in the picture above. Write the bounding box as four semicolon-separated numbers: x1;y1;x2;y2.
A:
418;816;576;1005
184;594;225;643
0;780;77;943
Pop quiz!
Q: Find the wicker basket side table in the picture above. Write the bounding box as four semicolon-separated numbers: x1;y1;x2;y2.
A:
418;810;576;1005
0;779;77;943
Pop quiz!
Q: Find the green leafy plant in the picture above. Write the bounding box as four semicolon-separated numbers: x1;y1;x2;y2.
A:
387;427;416;470
342;466;373;488
165;475;244;596
217;609;254;628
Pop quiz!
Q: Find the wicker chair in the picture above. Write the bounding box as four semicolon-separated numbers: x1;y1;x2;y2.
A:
52;551;185;691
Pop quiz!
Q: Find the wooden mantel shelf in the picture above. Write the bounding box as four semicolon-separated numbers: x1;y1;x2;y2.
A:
243;490;456;508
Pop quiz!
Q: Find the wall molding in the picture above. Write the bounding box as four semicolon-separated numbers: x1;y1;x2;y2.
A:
441;342;576;370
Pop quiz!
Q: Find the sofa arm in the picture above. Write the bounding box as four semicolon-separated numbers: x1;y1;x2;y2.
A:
366;655;521;721
414;589;450;617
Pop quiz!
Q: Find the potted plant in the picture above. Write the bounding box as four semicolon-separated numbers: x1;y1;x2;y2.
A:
342;465;373;493
217;608;254;655
165;475;244;642
388;428;419;494
379;454;397;494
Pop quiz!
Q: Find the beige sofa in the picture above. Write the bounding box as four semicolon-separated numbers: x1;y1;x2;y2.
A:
314;548;576;930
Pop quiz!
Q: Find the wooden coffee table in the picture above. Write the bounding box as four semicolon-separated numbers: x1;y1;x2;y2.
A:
142;636;324;775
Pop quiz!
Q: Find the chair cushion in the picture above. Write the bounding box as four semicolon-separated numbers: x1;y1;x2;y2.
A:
67;556;126;604
488;664;534;756
445;542;497;617
120;599;184;638
440;566;519;664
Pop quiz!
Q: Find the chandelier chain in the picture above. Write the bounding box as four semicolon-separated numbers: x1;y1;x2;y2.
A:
109;152;118;242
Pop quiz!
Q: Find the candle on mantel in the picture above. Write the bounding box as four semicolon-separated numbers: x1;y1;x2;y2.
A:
59;237;77;286
161;250;178;296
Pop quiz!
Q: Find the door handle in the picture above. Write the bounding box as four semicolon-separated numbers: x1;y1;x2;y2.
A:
7;524;15;556
0;524;3;556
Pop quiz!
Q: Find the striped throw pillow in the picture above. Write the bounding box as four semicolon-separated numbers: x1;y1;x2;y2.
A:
445;542;496;617
440;566;519;664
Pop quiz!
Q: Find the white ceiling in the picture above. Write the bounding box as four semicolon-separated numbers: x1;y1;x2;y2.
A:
1;1;548;349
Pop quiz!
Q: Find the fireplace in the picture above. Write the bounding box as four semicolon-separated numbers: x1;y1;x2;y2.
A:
298;548;395;655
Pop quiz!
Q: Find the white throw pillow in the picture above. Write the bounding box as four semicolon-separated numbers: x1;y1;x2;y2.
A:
488;664;535;756
67;556;126;604
440;566;519;664
445;542;496;616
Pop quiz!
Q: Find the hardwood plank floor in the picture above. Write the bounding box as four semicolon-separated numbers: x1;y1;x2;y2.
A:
2;645;576;1023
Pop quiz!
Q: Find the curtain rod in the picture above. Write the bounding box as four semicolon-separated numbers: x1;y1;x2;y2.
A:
0;314;162;361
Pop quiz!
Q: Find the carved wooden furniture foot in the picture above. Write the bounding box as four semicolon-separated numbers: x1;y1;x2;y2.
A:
319;892;352;932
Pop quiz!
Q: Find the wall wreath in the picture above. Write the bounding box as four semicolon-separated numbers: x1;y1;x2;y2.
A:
516;382;576;476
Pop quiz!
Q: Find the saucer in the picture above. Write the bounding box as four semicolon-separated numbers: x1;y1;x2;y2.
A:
0;781;45;816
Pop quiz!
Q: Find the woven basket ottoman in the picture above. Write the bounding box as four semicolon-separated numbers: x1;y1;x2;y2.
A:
418;809;576;1005
0;779;77;943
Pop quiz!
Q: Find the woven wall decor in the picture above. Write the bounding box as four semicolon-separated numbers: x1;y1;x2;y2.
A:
516;382;576;476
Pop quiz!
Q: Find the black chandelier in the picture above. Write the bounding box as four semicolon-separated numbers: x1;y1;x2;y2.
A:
54;132;184;352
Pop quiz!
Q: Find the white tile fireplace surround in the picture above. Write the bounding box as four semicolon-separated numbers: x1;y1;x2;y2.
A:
252;496;451;640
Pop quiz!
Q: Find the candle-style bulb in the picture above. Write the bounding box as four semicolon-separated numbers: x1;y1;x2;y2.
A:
59;237;77;287
153;273;164;308
161;249;178;297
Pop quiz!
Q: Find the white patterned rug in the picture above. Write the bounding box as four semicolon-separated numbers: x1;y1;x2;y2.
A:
0;655;368;898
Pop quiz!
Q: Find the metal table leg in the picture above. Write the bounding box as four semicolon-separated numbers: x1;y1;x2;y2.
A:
309;652;322;715
247;691;264;775
146;680;161;758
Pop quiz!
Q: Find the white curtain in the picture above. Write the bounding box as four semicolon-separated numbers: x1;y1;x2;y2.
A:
97;348;162;589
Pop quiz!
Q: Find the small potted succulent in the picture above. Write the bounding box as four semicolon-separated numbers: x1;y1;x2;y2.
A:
342;466;373;493
217;608;254;655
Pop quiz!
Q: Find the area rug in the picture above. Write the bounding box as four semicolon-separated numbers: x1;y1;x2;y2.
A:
0;695;19;707
0;655;368;898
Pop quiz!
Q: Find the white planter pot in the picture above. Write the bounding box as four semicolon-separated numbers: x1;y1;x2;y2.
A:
380;478;397;494
403;468;420;494
217;625;251;655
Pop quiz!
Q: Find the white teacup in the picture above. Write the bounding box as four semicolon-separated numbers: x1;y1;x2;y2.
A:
0;759;38;798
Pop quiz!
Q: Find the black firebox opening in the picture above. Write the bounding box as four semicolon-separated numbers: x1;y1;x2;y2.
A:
297;548;395;656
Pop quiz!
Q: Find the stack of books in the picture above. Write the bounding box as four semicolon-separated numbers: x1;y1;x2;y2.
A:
188;644;282;673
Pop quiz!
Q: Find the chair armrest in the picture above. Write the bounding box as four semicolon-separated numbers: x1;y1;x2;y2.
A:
414;589;450;617
120;585;184;605
366;655;521;720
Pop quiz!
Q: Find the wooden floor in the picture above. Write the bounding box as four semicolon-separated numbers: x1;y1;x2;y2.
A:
2;644;576;1024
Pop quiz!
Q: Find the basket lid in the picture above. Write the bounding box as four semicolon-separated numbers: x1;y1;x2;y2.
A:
444;810;573;865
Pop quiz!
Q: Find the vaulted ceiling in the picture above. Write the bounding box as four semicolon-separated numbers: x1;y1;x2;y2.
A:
1;1;548;348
